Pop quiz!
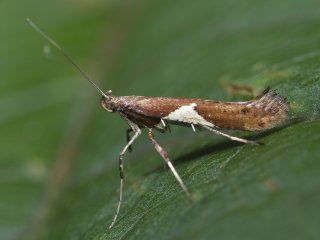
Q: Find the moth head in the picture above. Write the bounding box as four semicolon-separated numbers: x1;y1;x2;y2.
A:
100;90;117;113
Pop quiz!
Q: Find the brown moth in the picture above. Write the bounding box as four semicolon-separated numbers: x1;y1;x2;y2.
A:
28;18;290;229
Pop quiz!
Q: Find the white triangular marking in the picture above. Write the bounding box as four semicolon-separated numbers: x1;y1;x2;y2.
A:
163;103;214;127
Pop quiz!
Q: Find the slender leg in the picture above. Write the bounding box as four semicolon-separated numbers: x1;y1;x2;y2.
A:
126;128;133;152
147;129;192;199
202;125;259;145
109;122;141;229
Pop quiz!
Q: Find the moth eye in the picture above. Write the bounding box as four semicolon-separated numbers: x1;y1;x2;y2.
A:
108;102;116;110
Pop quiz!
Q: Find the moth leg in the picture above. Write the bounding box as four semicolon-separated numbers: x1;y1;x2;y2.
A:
161;119;166;128
109;121;141;229
202;125;259;145
126;128;133;152
147;129;192;199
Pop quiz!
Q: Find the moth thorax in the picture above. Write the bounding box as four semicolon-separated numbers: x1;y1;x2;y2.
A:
100;96;117;112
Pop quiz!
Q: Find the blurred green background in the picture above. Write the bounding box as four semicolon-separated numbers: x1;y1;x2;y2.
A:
1;0;320;239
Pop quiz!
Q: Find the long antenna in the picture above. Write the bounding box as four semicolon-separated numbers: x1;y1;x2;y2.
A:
26;17;108;98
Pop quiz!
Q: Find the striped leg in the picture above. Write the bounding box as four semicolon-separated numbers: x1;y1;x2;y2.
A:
202;125;259;145
109;121;141;229
147;129;192;198
126;128;133;152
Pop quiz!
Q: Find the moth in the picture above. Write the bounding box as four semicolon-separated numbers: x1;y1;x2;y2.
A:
27;18;290;229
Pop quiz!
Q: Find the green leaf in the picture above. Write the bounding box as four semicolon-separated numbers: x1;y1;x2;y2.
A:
2;1;319;240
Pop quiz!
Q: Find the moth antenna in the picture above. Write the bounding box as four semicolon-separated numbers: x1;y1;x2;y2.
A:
26;17;108;98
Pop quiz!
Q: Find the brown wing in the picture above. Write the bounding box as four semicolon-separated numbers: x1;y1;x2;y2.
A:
118;96;201;118
196;90;289;131
115;90;289;131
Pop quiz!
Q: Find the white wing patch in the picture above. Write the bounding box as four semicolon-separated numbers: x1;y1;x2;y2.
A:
163;103;214;127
